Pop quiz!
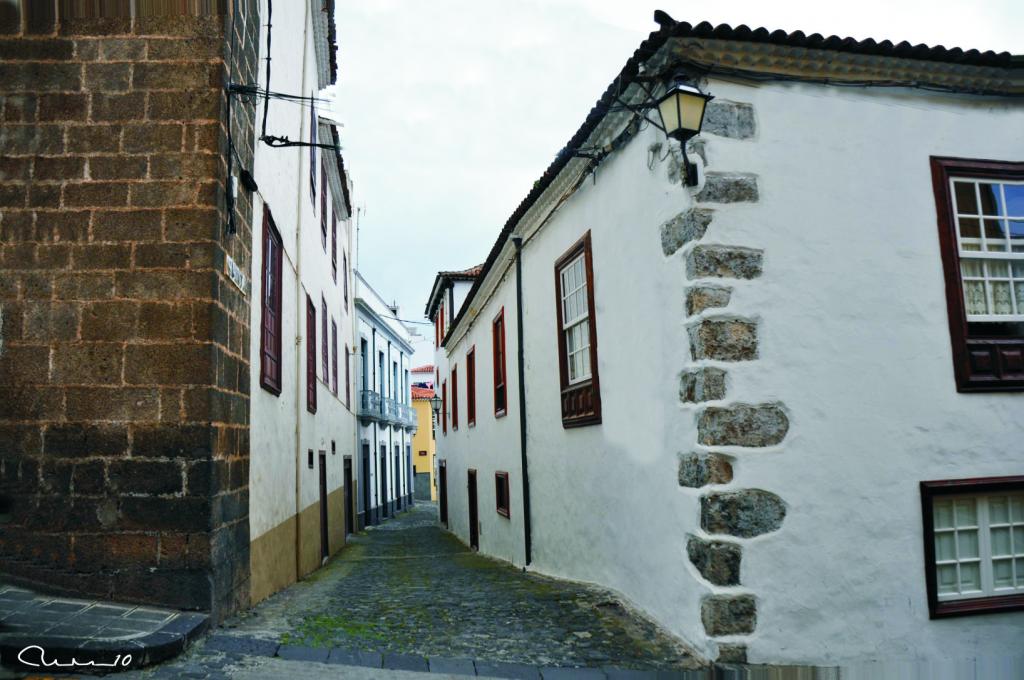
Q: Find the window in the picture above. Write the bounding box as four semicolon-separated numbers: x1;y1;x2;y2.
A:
492;309;507;417
419;450;427;457
495;471;510;518
921;476;1024;617
259;205;283;395
306;296;317;413
331;318;338;395
441;380;447;436
931;158;1024;391
343;251;349;306
331;210;337;282
451;365;459;430
344;343;350;408
320;161;328;251
439;300;446;343
321;296;329;383
466;347;476;426
554;231;601;427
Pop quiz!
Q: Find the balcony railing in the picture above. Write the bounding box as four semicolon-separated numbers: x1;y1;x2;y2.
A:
357;391;416;430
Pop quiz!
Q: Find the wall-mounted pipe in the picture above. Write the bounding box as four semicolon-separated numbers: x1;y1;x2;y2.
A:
511;235;532;566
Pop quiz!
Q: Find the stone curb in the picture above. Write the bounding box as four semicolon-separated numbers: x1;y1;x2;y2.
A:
0;611;208;672
202;634;834;679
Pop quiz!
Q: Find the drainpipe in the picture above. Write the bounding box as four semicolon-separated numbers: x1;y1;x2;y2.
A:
293;0;311;583
511;235;532;566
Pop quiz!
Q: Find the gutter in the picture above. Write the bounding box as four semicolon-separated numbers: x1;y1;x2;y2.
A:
511;236;532;566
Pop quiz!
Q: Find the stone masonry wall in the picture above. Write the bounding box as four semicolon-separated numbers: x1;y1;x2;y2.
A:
0;1;259;620
661;95;790;663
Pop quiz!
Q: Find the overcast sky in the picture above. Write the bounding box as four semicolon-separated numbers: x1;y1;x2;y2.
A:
327;0;1021;366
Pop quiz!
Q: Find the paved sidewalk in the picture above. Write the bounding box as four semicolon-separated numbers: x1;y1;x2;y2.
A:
0;584;207;672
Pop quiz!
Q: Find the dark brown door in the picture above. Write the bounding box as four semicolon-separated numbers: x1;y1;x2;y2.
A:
318;452;329;560
467;468;479;551
439;461;448;527
379;446;387;518
343;457;354;536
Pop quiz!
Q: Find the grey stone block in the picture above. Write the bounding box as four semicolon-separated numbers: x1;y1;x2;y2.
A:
679;367;726;403
687;245;763;280
541;666;608;679
716;643;747;663
696;173;759;203
686;285;731;316
476;660;542;679
678;452;732;489
701;489;787;538
277;644;329;662
703;101;756;140
701;595;756;636
384;652;428;671
327;647;383;667
687;535;741;585
429;656;477;675
203;634;278;657
688;319;758;362
661;209;713;256
697;403;789;447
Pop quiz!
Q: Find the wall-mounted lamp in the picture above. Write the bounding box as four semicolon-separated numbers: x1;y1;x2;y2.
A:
429;394;441;416
654;75;713;187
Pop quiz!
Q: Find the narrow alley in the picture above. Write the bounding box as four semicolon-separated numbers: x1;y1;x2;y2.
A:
129;504;695;678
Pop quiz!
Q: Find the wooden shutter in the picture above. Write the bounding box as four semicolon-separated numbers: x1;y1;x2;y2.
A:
260;205;282;395
441;381;447;435
306;296;317;413
451;365;458;430
492;309;506;416
345;344;350;407
331;211;338;282
467;347;476;426
331;319;338;395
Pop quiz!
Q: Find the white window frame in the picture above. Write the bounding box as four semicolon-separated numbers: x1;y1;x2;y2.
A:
559;253;591;385
949;177;1024;322
933;491;1024;602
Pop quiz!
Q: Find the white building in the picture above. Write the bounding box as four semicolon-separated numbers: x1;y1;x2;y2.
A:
355;272;417;528
428;15;1024;667
247;0;358;603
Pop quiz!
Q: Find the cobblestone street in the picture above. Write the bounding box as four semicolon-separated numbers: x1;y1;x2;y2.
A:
132;504;695;678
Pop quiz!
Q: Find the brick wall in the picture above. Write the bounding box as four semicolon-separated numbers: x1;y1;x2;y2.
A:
0;1;259;620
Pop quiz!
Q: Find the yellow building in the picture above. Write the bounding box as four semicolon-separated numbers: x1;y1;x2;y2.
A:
411;385;437;501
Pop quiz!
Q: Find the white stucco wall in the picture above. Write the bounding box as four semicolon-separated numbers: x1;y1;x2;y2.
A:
434;74;1023;666
249;0;357;546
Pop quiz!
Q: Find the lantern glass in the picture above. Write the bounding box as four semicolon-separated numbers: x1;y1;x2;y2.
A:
656;83;711;140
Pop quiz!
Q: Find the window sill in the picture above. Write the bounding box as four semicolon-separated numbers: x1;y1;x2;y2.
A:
931;593;1024;619
494;409;507;419
468;420;476;428
260;379;281;397
496;508;510;519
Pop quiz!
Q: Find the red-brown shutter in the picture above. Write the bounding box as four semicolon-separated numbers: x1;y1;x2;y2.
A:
320;162;328;250
321;297;329;383
331;210;337;282
492;309;506;415
345;344;350;408
260;205;282;395
451;365;459;430
306;296;317;413
467;348;476;426
331;319;338;395
441;381;447;435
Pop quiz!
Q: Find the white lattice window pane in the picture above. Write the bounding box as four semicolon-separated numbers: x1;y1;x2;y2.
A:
980;183;1004;215
955;181;979;213
992;527;1012;556
934;501;954;529
579;347;590;378
937;564;959;594
960;562;982;591
959;217;981;240
956;499;978;526
961;260;984;277
1014;527;1024;552
1012;497;1024;522
992;281;1014;314
985;219;1007;251
1010;221;1024;252
993;559;1015;588
964;281;988;314
991;498;1010;523
958;530;980;558
1006;185;1024;215
935;531;956;561
1018;559;1024;586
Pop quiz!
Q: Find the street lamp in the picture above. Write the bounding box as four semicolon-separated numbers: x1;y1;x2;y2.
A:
429;394;441;415
655;75;713;187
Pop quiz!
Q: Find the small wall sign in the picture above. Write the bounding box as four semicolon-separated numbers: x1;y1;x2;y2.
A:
226;254;248;295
